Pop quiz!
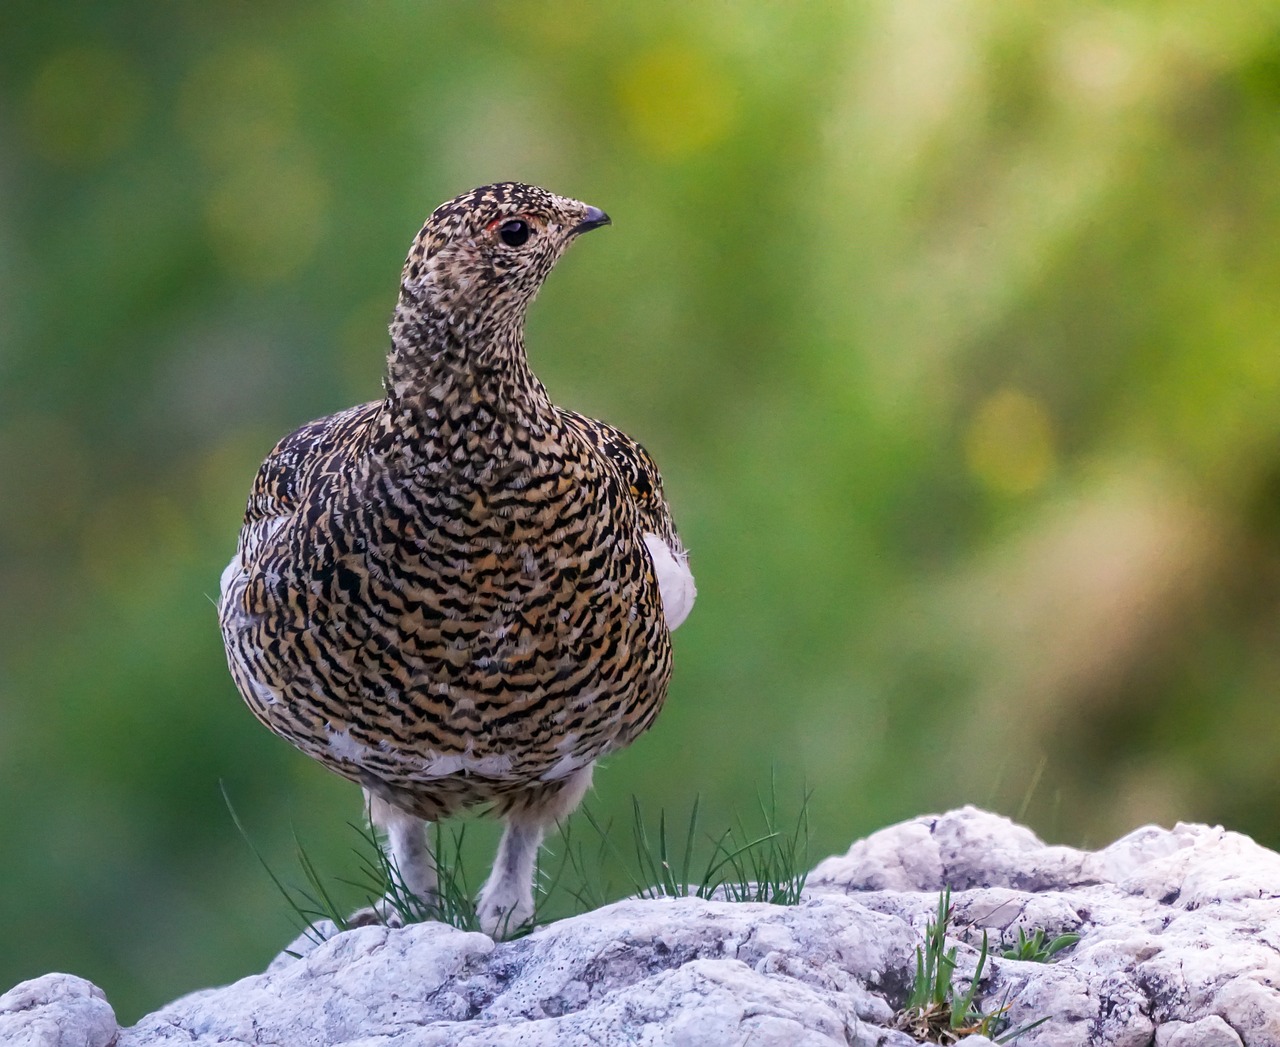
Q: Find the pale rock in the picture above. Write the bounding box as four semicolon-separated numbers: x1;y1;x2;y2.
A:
1156;1015;1245;1047
0;973;117;1047
6;807;1280;1045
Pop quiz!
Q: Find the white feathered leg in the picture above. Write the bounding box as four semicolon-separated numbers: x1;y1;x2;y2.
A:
477;764;594;938
354;789;438;926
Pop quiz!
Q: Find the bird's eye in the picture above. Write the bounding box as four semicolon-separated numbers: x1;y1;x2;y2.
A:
498;219;532;247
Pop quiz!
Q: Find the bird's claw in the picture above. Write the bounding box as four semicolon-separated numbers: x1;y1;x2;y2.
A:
347;889;437;929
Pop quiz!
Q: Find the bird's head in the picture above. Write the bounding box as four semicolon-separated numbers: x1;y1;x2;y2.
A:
397;182;610;334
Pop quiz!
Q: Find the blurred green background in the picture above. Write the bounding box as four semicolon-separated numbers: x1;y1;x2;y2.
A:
4;0;1280;1024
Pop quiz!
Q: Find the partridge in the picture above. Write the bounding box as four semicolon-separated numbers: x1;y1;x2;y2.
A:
218;183;695;936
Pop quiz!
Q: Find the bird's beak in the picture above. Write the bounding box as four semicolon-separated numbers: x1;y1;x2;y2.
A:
572;206;611;235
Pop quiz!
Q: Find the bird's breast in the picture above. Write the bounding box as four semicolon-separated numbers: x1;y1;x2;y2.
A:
223;452;674;797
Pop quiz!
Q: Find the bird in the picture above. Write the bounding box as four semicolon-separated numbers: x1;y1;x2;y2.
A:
218;182;695;937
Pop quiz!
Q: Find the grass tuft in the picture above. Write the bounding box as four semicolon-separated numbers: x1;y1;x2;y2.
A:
894;887;1049;1044
717;775;811;905
345;819;484;933
552;777;810;909
222;784;484;947
228;779;812;949
1000;926;1080;963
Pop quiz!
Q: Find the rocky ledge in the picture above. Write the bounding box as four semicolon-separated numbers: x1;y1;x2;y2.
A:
6;807;1280;1046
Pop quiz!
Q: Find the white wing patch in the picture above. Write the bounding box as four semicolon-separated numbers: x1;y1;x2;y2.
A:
218;554;242;605
643;533;696;631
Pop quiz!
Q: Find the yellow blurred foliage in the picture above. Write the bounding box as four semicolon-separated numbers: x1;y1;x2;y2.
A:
22;45;144;166
177;44;300;170
203;156;329;283
965;387;1057;495
177;44;325;283
616;42;738;159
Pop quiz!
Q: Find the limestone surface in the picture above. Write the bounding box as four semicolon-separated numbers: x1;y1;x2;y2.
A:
0;973;117;1047
7;807;1280;1046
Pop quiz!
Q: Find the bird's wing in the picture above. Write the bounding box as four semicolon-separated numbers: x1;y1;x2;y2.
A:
227;400;384;574
560;410;696;631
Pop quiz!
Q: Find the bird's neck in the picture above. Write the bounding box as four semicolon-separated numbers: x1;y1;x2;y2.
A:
381;299;556;472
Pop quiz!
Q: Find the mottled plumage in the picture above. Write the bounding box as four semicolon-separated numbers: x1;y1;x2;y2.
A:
218;183;695;935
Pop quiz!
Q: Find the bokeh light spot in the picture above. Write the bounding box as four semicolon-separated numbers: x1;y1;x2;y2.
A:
616;42;738;159
965;387;1056;495
177;44;298;169
177;43;325;283
22;45;144;167
204;157;329;283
